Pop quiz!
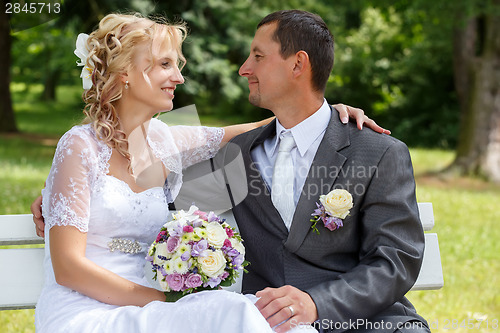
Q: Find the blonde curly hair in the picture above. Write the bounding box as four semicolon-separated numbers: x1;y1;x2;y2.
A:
81;13;186;172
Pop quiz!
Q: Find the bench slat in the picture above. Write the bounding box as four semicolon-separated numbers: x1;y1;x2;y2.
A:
0;214;44;245
417;202;434;231
0;248;45;310
411;233;444;290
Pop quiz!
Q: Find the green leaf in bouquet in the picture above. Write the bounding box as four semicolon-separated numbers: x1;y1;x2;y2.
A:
219;277;234;287
164;291;186;302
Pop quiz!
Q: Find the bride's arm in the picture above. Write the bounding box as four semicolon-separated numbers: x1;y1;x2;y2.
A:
220;103;390;143
50;226;164;306
221;116;274;143
45;130;164;306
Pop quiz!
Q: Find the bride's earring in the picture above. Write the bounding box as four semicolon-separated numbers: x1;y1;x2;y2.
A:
125;80;129;89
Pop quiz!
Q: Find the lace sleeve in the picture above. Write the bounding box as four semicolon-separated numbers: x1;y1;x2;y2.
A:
169;125;224;170
42;127;95;233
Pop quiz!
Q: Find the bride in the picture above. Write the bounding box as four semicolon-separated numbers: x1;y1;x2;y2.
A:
33;13;383;332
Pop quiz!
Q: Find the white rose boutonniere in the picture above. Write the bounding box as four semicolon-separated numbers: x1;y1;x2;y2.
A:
311;189;353;234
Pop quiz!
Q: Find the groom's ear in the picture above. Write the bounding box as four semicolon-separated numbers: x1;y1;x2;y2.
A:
292;50;310;78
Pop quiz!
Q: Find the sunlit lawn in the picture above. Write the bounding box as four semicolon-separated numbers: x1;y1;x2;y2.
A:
1;85;499;332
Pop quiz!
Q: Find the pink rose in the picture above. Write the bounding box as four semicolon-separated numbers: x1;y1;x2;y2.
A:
185;273;203;289
166;236;181;253
166;273;185;291
225;227;234;238
194;210;208;220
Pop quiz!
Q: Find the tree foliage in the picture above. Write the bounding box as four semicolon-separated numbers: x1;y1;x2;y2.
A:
7;0;498;171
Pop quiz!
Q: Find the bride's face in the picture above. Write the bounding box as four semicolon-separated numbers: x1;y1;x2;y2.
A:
125;42;185;115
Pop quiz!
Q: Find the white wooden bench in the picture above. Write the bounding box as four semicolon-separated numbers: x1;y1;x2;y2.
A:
0;203;443;310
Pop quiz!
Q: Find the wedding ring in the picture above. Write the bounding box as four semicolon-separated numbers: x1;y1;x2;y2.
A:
288;305;295;317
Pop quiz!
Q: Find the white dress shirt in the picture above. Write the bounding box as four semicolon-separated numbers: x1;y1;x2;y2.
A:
251;99;331;206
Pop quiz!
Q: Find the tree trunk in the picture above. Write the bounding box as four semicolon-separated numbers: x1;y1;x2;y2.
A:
41;69;61;101
450;9;500;182
0;0;17;133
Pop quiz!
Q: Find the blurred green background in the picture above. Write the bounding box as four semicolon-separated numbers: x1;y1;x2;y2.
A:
1;0;499;332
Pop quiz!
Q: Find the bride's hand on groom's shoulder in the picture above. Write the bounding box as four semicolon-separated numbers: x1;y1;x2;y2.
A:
333;103;391;135
255;285;318;333
30;195;45;238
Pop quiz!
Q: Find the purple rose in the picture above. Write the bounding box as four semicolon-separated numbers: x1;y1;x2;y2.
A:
324;217;342;231
166;273;185;291
207;211;219;222
232;254;244;268
166;236;181;253
191;239;208;257
185;273;203;289
224;247;240;258
180;251;191;261
192;219;203;228
204;276;221;288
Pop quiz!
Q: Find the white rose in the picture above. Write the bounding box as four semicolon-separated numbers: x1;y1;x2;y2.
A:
231;239;245;256
205;222;227;248
199;250;226;278
319;189;353;219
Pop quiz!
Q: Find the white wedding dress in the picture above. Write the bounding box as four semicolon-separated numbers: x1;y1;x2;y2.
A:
34;118;273;333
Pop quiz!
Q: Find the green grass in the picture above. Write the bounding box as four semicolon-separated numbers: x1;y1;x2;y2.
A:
408;149;500;332
1;86;499;332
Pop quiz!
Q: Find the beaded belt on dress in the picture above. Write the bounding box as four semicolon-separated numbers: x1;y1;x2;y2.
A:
87;234;149;254
107;238;146;254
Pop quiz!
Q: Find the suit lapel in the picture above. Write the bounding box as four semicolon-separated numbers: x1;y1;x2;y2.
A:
284;108;351;253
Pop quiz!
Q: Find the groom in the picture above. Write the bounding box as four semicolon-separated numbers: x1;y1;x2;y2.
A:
210;10;430;333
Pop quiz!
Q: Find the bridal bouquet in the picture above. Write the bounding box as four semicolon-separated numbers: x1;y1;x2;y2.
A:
146;205;248;301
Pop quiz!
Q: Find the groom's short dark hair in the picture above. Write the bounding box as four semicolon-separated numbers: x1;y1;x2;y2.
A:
258;10;334;93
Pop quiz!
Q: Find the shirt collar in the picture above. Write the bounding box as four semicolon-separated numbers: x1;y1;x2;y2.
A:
268;99;331;157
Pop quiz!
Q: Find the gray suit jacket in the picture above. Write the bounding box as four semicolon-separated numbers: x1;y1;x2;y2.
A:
213;106;428;332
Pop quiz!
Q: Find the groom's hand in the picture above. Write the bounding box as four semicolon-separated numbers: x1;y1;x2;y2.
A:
30;195;45;238
255;285;318;333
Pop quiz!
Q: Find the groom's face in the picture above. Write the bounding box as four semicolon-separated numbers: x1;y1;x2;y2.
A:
239;22;295;111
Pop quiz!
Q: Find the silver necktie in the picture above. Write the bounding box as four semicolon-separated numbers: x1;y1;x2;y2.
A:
271;132;296;229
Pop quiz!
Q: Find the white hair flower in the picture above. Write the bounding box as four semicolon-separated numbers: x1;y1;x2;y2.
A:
74;33;94;90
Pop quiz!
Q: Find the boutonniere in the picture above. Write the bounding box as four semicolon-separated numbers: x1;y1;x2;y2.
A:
310;189;353;234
